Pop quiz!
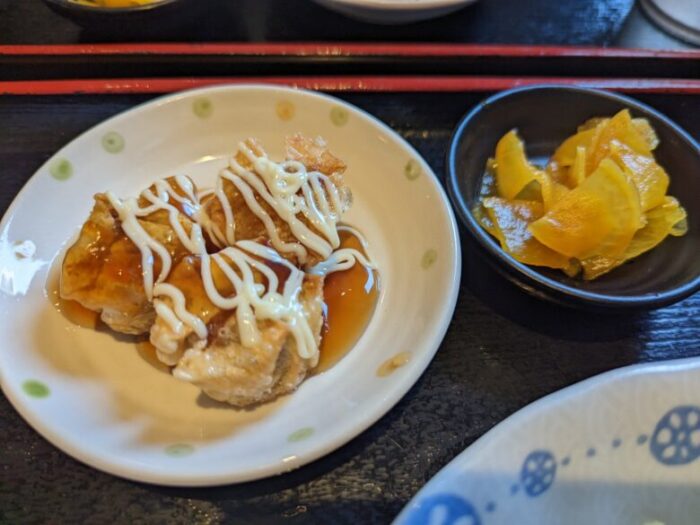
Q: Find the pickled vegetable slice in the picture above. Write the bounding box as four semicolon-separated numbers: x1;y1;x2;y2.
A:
632;118;660;150
570;145;587;187
610;140;669;211
541;177;570;211
545;159;570;186
624;196;686;259
529;159;643;259
482;197;571;269
495;130;542;200
580;196;687;280
552;128;596;167
587;109;651;173
578;117;608;132
579;255;618;281
553;115;660;185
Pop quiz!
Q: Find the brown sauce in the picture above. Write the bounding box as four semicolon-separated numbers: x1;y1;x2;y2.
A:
315;230;379;373
47;272;100;330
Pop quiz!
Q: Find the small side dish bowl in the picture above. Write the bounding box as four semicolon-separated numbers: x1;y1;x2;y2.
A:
42;0;191;28
312;0;477;24
448;85;700;310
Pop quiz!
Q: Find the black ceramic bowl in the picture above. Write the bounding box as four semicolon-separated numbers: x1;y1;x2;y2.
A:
448;85;700;310
43;0;192;29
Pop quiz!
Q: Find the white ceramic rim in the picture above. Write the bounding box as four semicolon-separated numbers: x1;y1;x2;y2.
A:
320;0;471;10
394;356;700;522
0;84;462;486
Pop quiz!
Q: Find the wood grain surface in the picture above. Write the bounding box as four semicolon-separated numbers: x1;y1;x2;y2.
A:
0;0;634;46
0;92;698;524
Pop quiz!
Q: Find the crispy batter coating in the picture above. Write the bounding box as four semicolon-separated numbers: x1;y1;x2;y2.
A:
60;177;199;334
202;135;351;268
170;274;324;406
150;251;323;406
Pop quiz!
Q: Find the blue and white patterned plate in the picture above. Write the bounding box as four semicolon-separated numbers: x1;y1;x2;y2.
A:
395;358;700;525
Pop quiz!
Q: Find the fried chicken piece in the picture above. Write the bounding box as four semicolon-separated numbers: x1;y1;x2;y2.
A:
150;250;324;407
202;135;351;268
286;133;348;175
175;277;323;406
60;177;200;335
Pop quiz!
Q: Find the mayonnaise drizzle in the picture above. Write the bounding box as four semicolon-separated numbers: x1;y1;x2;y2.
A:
309;225;376;284
153;223;319;362
213;141;345;264
107;146;375;366
105;176;199;300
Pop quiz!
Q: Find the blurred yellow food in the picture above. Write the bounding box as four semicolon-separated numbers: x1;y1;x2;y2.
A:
474;109;687;280
70;0;159;7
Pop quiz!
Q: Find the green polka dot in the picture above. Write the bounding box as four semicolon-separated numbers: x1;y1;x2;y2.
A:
288;427;314;442
49;158;73;181
421;249;437;269
330;107;349;127
22;380;49;399
165;443;194;457
192;98;213;119
404;160;421;181
101;131;124;154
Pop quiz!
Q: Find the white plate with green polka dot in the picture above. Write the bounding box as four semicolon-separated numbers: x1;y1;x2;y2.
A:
0;85;461;486
396;357;700;525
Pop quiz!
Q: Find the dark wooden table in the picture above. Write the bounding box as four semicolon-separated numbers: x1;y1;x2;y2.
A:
1;91;699;524
1;0;699;522
1;0;635;46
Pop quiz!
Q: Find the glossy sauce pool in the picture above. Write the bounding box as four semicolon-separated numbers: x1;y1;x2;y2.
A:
48;274;100;330
315;230;379;373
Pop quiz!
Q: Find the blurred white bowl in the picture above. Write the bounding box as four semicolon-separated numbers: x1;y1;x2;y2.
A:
312;0;477;24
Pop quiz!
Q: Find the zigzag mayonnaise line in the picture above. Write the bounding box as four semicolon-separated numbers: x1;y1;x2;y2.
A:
105;149;374;367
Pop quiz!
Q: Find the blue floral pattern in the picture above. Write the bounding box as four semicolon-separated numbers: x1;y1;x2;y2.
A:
406;494;481;525
520;450;556;497
650;405;700;465
404;404;700;523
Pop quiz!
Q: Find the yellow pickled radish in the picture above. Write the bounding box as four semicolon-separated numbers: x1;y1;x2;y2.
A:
570;145;587;187
529;159;642;259
578;117;609;132
552;128;596;167
482;197;572;269
476;112;687;281
495;130;542;200
632;118;660;150
545;159;570;186
580;196;687;280
587;109;651;173
610;140;669;211
579;255;619;281
624;196;686;258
